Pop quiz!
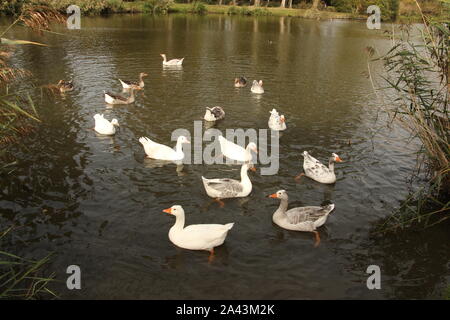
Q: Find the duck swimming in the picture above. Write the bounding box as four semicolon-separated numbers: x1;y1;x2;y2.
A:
119;72;148;89
296;151;343;184
57;80;73;93
234;76;247;88
202;163;256;207
104;88;140;105
93;114;119;135
162;205;234;261
204;106;225;122
218;136;258;163
268;190;335;247
139;135;190;161
160;53;184;66
268;108;286;131
251;80;264;94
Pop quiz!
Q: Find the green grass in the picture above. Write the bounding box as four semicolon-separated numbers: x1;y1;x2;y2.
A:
124;2;359;18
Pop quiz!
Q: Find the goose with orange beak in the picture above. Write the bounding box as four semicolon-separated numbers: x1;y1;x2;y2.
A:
202;163;256;207
162;205;234;260
160;54;184;66
268;108;287;131
268;190;335;247
296;151;343;184
218;136;258;163
139;135;190;161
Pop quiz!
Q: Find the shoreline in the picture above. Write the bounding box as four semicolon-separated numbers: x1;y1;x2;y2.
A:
0;2;439;23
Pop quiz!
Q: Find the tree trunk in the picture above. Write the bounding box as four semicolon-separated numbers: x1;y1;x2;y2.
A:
280;0;286;8
254;0;260;6
312;0;320;10
219;0;223;5
288;0;292;8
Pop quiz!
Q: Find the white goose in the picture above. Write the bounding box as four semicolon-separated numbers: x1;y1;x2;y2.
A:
268;190;335;246
204;106;225;122
93;114;119;135
139;135;190;161
202;163;256;207
160;53;184;66
268;108;286;131
218;136;258;163
251;80;264;94
162;205;234;260
296;151;343;184
118;72;148;89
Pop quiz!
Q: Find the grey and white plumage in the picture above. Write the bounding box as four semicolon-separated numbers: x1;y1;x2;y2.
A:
204;106;225;121
269;190;335;232
202;163;254;199
302;151;343;184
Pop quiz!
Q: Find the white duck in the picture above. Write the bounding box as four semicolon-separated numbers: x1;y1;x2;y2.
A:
104;88;140;105
268;108;286;131
204;106;225;122
251;80;264;94
160;53;184;66
268;190;335;246
202;163;256;207
118;72;148;89
162;205;234;260
218;136;258;163
93;114;119;135
139;135;190;161
296;151;343;184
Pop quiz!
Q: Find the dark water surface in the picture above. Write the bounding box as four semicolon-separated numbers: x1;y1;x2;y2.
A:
1;14;449;299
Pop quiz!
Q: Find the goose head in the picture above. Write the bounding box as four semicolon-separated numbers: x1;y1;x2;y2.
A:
162;205;184;217
140;72;149;78
160;53;166;60
332;153;343;162
177;136;190;144
247;142;258;154
280;115;286;123
268;189;288;200
258;80;263;86
111;119;119;126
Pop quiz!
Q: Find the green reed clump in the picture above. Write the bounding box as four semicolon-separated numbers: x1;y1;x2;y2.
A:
0;6;63;299
372;1;449;230
1;0;128;15
190;1;207;15
227;6;272;16
143;0;173;15
0;227;57;299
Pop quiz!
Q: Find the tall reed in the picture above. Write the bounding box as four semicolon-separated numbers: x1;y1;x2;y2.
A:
371;1;449;230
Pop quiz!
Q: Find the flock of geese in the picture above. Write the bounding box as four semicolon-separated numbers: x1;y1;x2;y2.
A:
55;53;343;261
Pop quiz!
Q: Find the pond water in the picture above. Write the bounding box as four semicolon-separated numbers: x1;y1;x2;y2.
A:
1;14;449;299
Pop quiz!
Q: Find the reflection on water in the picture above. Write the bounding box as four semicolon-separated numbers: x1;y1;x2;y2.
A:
0;14;448;299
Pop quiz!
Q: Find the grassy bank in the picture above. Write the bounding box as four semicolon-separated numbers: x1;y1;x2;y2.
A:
1;1;448;22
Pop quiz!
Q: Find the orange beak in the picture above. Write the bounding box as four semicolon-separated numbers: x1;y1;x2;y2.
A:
335;156;343;162
280;116;285;123
268;193;278;198
250;166;257;172
162;208;172;214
